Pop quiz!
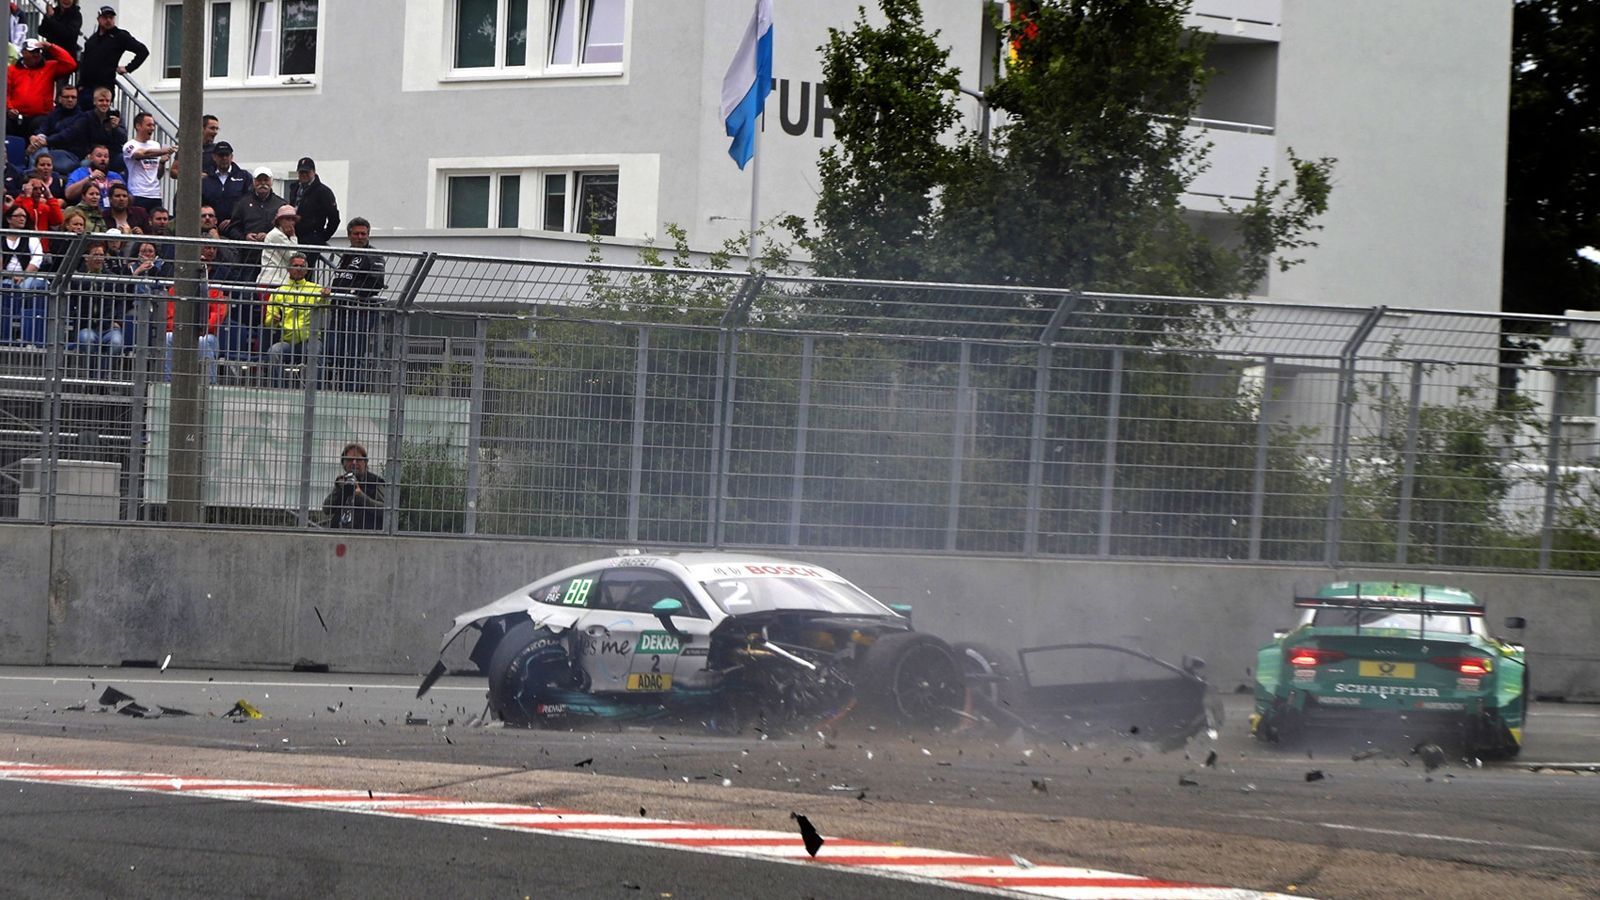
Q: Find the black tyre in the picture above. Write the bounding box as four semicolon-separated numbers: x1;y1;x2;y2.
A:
856;632;966;727
486;620;583;727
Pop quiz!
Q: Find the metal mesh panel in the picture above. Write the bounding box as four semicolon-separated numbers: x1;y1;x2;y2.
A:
5;226;1598;573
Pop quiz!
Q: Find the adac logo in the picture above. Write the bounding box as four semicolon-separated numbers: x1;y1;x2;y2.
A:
638;631;681;654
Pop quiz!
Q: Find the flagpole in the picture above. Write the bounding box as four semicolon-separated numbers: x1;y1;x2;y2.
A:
749;109;762;269
747;0;764;272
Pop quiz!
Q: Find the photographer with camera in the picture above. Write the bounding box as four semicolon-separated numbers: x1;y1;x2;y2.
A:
322;442;385;530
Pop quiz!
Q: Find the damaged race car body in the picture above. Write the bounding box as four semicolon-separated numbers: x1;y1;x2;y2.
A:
955;642;1218;750
418;551;1217;744
419;553;968;732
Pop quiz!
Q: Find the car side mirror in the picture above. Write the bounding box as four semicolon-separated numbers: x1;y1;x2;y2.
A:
1272;630;1288;640
1504;616;1526;630
889;603;913;623
652;598;689;643
1182;655;1206;675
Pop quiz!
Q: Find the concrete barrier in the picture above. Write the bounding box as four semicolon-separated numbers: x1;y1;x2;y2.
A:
0;524;50;664
7;524;1597;699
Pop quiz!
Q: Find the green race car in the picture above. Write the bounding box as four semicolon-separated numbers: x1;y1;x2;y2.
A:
1252;582;1528;757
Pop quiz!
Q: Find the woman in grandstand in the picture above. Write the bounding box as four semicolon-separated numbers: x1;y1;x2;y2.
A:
0;205;49;347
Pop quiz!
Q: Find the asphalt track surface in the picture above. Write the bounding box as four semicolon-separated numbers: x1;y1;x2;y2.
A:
0;667;1596;899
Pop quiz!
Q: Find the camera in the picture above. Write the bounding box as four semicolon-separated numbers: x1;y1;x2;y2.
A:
338;473;356;485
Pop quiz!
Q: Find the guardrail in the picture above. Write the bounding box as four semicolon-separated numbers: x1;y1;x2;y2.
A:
1;228;1597;572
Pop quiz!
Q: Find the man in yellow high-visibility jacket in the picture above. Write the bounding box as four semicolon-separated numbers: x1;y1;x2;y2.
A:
264;251;331;387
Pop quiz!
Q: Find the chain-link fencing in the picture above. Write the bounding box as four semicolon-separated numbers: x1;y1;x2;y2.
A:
3;227;1597;572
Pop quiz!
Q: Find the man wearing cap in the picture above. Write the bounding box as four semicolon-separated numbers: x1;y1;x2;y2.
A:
7;37;77;136
121;111;173;212
200;141;249;230
77;6;149;112
224;167;287;247
288;157;340;266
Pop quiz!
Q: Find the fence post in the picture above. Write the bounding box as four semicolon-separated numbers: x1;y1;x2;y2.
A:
710;275;761;547
1538;393;1565;570
788;334;813;548
41;232;86;523
294;308;324;528
1025;291;1078;557
628;326;650;543
945;342;972;551
384;253;434;534
1394;361;1425;564
40;286;63;525
1248;356;1274;561
463;316;487;535
127;295;154;519
1324;307;1387;567
1098;348;1124;558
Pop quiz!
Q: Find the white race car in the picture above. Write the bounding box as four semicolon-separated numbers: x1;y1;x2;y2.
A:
418;551;971;731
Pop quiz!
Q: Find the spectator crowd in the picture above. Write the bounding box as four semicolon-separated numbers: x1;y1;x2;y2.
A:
0;3;387;390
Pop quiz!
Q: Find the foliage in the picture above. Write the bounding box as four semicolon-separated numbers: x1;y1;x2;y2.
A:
398;439;466;534
1503;0;1600;316
1339;377;1543;567
807;0;964;282
796;0;1335;300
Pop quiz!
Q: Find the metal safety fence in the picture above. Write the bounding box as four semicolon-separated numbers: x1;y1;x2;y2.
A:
3;227;1598;572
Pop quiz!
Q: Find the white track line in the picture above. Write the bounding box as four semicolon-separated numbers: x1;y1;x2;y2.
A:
1215;812;1596;858
0;675;485;692
0;760;1301;899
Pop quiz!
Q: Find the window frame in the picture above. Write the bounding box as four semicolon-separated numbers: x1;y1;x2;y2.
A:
159;0;234;81
441;166;619;234
156;0;321;89
249;0;321;81
445;0;625;81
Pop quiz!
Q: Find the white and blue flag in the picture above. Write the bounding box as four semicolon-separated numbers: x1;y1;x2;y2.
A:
720;0;774;170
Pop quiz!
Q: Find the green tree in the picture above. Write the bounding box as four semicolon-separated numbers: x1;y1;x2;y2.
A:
800;0;1333;299
1503;0;1600;317
807;0;964;282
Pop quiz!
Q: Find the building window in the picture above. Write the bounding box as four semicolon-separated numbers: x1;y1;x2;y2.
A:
162;5;183;78
454;0;529;70
451;0;622;75
574;171;618;235
447;174;522;228
210;2;233;78
250;0;318;78
548;0;625;68
445;169;617;233
161;2;232;79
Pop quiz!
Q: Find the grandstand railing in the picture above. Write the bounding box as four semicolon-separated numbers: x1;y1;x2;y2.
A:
2;227;1598;573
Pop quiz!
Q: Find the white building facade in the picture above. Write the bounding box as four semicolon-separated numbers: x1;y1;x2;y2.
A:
115;0;1512;311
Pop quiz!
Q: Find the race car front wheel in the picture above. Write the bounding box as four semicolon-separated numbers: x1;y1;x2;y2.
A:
857;632;965;728
487;621;583;727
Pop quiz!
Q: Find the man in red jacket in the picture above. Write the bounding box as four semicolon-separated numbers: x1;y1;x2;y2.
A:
7;39;78;137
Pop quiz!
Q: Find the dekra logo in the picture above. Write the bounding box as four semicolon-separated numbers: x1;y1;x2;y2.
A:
638;631;681;654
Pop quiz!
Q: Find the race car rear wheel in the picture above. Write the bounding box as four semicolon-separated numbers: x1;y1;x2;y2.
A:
487;621;583;727
857;632;965;728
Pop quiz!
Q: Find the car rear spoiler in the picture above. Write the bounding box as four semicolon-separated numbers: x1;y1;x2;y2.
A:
1294;593;1483;638
1292;597;1484;616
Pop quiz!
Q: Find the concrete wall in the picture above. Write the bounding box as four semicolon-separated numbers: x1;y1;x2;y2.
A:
0;525;50;664
4;523;1596;699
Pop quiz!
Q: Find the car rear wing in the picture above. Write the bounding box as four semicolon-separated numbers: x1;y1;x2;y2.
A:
1294;594;1483;638
1293;597;1484;616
